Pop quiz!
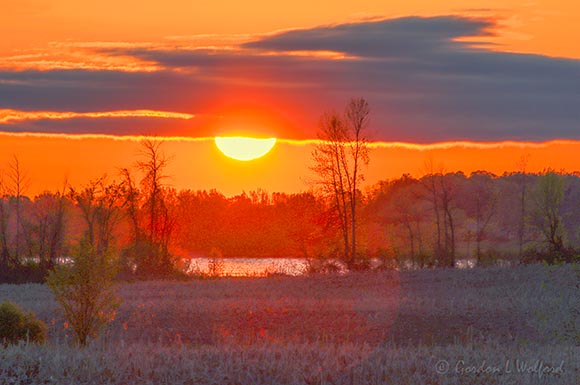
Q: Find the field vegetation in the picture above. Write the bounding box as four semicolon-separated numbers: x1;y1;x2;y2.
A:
0;264;577;384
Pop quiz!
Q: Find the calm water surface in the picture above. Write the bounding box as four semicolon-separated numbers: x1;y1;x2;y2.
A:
184;257;491;277
186;258;309;276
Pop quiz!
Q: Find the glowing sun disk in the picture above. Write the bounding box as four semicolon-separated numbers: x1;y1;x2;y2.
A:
214;136;277;161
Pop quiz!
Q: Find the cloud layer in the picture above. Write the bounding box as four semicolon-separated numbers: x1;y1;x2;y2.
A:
1;15;579;141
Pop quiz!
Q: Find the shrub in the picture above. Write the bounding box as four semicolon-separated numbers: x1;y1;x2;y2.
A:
0;264;47;284
0;301;46;345
346;256;372;272
305;256;345;274
522;246;579;265
47;240;120;346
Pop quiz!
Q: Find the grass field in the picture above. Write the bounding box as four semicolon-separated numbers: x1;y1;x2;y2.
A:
0;264;578;384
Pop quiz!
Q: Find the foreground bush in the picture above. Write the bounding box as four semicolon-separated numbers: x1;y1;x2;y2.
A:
0;301;46;345
47;241;120;346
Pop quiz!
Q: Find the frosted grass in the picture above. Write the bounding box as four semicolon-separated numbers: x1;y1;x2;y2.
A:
0;264;577;384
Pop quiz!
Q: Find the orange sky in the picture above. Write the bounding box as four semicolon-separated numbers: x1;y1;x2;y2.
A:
1;1;579;194
2;134;579;197
2;0;579;58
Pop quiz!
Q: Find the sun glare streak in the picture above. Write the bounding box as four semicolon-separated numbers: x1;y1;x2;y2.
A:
215;136;277;161
257;50;357;60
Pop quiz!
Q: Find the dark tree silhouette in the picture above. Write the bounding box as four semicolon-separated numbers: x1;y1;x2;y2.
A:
134;139;175;275
69;177;126;258
311;98;370;268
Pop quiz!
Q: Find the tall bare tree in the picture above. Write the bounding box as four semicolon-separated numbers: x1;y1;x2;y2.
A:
8;155;29;260
311;98;370;267
344;98;371;262
135;139;175;274
138;139;169;247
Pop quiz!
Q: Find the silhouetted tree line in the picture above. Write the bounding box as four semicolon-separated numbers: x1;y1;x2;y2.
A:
365;169;580;268
0;140;181;282
1;145;579;283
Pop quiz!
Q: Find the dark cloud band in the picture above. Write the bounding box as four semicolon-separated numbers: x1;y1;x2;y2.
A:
0;15;578;141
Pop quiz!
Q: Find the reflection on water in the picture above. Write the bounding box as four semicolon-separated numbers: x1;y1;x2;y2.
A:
455;259;476;269
186;258;309;277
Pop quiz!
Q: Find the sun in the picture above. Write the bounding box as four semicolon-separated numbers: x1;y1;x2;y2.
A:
214;136;277;161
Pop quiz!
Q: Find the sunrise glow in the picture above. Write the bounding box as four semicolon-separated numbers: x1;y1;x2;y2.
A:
214;136;277;161
1;2;579;383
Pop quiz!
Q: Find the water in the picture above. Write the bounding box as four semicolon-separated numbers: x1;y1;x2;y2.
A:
185;258;309;277
183;257;488;277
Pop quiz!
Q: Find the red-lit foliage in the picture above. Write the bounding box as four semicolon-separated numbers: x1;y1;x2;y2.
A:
174;190;338;259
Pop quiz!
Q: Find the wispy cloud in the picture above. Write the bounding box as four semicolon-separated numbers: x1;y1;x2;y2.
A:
0;40;162;72
0;109;195;124
0;131;213;142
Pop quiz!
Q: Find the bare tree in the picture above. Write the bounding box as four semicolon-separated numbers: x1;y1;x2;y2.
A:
439;173;456;267
421;159;445;265
516;155;529;259
422;158;444;262
311;98;370;267
8;155;30;260
135;139;175;274
312;113;350;259
344;98;371;262
137;139;169;247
